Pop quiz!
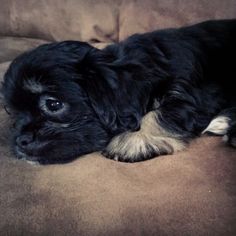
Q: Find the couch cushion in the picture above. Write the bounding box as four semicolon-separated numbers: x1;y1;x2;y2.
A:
0;36;50;63
0;0;120;43
119;0;236;40
1;0;236;43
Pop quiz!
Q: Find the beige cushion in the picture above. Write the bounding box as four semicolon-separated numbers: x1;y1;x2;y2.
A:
0;0;236;42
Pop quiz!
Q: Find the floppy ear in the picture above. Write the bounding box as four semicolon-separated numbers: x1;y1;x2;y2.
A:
82;61;152;134
53;41;97;64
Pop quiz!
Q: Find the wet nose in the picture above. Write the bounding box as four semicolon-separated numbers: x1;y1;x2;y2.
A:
16;134;33;148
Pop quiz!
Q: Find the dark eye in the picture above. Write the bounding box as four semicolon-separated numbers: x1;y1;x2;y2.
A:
39;95;68;116
46;99;63;112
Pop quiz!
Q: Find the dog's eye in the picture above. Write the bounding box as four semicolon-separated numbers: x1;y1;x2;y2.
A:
46;99;63;112
39;95;67;116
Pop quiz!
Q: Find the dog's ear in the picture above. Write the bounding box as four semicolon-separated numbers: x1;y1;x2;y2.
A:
64;43;152;134
82;61;151;134
52;41;97;64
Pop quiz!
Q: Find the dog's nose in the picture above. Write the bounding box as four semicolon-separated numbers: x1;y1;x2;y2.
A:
16;134;33;148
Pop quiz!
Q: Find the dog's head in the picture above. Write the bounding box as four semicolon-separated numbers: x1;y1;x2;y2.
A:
2;41;150;164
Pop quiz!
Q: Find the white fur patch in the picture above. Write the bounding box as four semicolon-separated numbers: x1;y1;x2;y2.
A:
202;116;231;135
105;111;186;161
26;160;40;166
23;79;44;93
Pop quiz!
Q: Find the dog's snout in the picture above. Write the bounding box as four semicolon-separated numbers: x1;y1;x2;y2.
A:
16;134;33;148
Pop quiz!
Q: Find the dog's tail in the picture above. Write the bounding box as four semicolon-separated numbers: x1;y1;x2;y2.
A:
202;107;236;147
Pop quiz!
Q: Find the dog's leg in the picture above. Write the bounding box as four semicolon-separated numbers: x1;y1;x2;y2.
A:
103;111;186;162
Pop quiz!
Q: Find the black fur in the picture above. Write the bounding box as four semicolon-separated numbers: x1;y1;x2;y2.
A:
2;19;236;164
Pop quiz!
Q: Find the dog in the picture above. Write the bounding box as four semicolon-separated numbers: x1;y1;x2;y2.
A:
2;19;236;164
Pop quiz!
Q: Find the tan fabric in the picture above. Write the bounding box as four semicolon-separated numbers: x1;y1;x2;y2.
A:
0;37;49;63
0;0;120;42
119;0;236;40
1;0;236;42
0;1;236;235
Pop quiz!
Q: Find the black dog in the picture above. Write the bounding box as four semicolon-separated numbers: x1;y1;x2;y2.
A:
2;19;236;164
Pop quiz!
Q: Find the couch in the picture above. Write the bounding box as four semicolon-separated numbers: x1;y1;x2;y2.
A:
0;0;236;235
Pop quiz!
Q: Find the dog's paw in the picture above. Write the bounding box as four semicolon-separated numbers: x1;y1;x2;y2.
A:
102;132;158;162
102;111;186;162
202;116;231;135
203;108;236;149
102;131;185;162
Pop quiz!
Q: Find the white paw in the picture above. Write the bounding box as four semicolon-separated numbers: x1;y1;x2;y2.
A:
103;131;185;162
202;116;231;135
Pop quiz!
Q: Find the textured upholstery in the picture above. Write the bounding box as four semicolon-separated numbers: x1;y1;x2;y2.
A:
0;1;236;235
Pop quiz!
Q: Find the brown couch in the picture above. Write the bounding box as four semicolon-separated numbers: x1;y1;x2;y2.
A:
0;1;236;235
